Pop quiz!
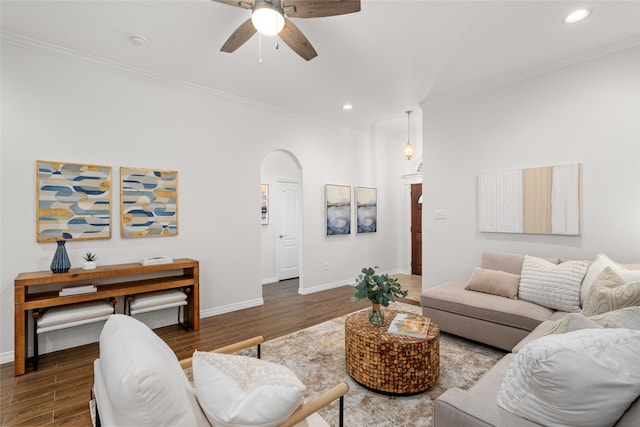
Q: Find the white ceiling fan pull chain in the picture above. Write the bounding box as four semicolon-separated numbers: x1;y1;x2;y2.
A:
258;32;263;64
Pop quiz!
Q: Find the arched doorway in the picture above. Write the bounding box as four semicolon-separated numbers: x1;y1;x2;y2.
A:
260;150;302;288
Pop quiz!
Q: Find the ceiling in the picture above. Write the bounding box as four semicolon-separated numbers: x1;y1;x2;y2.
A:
2;1;639;131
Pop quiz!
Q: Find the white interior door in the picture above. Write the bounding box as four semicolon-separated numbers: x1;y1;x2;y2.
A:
277;181;300;280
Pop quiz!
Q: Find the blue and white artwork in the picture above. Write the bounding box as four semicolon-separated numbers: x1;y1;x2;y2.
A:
325;184;351;235
36;160;112;242
356;187;377;233
121;167;178;237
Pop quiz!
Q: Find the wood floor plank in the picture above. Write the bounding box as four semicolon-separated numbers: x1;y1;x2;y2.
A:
0;278;422;426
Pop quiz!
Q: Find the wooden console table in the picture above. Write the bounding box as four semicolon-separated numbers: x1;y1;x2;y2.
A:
14;258;200;375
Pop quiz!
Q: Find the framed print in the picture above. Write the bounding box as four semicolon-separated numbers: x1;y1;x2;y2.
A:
36;160;112;242
121;167;178;237
356;186;377;233
325;184;351;235
261;184;269;225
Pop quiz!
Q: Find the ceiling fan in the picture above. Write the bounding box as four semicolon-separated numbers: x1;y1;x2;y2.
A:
213;0;361;61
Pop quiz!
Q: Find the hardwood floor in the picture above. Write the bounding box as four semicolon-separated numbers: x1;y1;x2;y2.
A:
0;278;421;426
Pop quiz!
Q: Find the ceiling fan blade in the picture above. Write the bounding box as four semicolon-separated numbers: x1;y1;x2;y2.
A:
285;0;360;18
279;18;318;61
211;0;253;9
220;18;257;53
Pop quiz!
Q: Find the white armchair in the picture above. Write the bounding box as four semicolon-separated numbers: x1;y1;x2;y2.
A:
91;314;347;427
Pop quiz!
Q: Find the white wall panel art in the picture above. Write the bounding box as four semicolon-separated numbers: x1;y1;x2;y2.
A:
479;164;581;235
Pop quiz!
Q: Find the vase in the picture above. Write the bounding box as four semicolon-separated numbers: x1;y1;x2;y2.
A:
369;303;384;325
50;240;71;273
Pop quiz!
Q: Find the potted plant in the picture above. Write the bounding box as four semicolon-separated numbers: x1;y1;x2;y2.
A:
352;266;408;325
82;252;97;270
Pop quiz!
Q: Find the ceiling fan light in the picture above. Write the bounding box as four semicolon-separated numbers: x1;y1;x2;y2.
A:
252;6;285;36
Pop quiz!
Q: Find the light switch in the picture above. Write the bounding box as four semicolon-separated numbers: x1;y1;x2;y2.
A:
434;209;448;220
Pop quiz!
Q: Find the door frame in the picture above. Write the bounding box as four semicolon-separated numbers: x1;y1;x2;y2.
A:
402;168;422;274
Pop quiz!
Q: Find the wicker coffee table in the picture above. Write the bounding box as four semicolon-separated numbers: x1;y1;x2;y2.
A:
344;309;440;395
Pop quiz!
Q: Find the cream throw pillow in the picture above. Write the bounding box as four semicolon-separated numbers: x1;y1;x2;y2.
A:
193;351;306;427
518;256;587;312
465;267;520;299
580;253;640;306
497;328;640;427
582;267;640;317
546;306;640;335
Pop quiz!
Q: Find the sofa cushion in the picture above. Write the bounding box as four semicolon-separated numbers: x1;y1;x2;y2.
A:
518;255;587;312
511;320;557;353
421;281;554;331
192;351;305;427
481;252;560;275
582;267;640;317
581;253;640;306
465;267;520;299
98;314;209;427
497;328;640;427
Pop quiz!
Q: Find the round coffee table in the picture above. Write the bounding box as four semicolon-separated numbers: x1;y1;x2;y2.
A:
344;309;440;395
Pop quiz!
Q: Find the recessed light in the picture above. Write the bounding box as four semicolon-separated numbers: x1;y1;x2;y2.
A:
342;104;353;111
564;9;591;24
130;34;147;46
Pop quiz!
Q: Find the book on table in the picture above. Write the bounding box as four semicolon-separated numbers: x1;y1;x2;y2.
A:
59;283;97;296
387;313;431;339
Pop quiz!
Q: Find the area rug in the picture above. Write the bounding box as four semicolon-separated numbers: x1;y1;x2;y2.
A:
245;302;505;426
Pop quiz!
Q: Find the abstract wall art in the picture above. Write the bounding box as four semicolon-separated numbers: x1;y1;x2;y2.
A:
356;186;377;233
261;184;269;225
36;160;112;242
325;184;351;235
121;167;178;237
478;163;581;235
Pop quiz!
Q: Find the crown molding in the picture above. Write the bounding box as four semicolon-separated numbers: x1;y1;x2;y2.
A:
421;34;640;108
1;31;352;132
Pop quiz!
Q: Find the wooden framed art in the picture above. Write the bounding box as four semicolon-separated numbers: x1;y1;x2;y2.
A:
325;184;351;235
121;167;178;237
261;184;269;225
36;160;112;242
356;186;377;233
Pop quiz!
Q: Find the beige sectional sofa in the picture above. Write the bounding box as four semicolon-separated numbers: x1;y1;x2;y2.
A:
420;251;640;427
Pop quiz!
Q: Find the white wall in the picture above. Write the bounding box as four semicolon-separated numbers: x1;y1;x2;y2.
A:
0;40;405;360
420;46;640;289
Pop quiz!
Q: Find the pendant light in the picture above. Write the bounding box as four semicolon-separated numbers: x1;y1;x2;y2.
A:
403;110;415;160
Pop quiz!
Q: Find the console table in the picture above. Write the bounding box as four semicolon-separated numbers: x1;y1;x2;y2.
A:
14;258;200;375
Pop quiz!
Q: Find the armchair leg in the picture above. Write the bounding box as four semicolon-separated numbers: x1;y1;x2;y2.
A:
339;395;344;427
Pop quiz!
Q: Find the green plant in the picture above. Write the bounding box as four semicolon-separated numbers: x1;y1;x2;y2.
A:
352;266;407;307
83;252;97;262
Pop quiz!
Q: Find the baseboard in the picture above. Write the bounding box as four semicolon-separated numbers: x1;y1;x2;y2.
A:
261;276;278;285
0;350;14;365
298;279;353;295
200;298;264;318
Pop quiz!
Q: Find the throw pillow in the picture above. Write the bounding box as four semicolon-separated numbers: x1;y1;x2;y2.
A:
192;351;306;427
582;267;640;317
99;314;209;427
518;255;588;312
465;267;520;299
590;306;640;329
580;253;640;306
546;313;603;335
497;328;640;427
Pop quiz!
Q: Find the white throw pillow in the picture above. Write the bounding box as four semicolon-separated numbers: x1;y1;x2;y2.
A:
497;328;640;427
518;256;588;312
582;268;640;317
99;314;209;427
581;253;640;306
193;351;306;427
590;306;640;329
